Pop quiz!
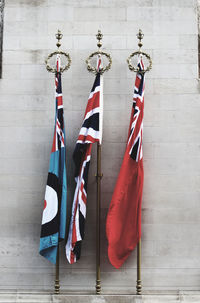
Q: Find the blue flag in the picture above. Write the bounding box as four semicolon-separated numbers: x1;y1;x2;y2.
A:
39;55;67;264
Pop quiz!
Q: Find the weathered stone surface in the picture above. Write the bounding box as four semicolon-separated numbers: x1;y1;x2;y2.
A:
0;0;199;295
0;292;200;303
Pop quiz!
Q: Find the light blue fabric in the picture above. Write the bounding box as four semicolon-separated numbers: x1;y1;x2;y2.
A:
39;69;67;264
48;148;67;241
39;146;67;263
49;151;59;176
39;232;58;264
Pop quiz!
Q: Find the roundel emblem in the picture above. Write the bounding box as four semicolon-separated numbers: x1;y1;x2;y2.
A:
42;185;58;225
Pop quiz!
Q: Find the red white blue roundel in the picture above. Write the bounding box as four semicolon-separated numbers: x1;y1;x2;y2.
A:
40;173;60;238
42;185;58;225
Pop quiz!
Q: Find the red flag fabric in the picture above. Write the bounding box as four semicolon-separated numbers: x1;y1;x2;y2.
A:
106;56;145;269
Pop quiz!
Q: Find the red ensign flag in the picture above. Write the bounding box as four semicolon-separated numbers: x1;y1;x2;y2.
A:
106;56;145;269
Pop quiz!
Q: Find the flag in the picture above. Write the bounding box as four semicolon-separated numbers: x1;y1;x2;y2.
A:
106;56;145;269
66;57;103;264
39;55;67;264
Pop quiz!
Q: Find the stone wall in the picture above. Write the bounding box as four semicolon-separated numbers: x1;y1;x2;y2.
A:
0;0;199;294
0;0;4;77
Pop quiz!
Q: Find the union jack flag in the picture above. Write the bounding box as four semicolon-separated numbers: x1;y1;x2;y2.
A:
66;57;103;264
39;55;67;264
106;55;145;269
128;58;145;162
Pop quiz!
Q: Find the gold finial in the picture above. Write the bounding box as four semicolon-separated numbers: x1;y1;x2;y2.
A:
96;29;103;49
137;29;144;50
127;29;152;74
85;30;112;75
55;29;63;49
45;30;71;74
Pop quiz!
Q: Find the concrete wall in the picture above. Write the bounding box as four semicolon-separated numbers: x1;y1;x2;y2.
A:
0;0;4;77
0;0;199;293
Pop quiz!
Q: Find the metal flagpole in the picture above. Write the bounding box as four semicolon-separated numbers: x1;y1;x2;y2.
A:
126;29;152;295
86;30;112;295
54;246;60;294
44;30;71;295
136;239;142;295
96;142;102;294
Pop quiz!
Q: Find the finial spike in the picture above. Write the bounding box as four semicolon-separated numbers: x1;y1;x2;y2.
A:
96;29;103;49
137;29;144;50
55;29;63;49
127;29;152;74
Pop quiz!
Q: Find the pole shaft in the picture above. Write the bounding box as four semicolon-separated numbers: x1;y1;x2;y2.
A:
136;239;142;295
54;245;60;294
96;142;102;294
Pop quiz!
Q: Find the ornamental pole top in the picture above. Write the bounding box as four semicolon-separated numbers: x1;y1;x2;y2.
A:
85;30;112;75
45;29;71;74
96;29;103;49
137;29;144;50
127;29;152;74
55;29;63;49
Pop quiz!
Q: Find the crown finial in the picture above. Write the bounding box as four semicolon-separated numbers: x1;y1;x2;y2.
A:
96;30;103;49
45;29;71;73
55;29;63;49
127;29;152;74
137;29;144;50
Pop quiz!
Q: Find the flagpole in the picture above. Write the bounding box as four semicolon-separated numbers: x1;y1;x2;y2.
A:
54;245;60;294
96;142;102;294
127;29;152;295
44;30;71;295
86;30;112;295
136;239;142;295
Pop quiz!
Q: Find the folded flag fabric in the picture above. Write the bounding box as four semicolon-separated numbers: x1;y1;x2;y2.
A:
106;55;145;269
66;56;103;264
39;55;67;264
